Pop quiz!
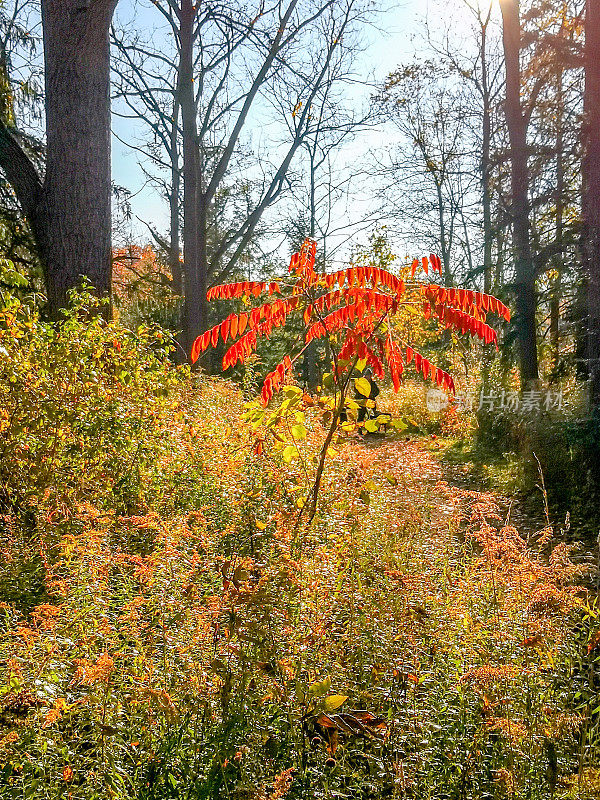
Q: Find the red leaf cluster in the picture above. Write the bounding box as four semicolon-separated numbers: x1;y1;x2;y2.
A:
289;239;317;280
191;299;297;365
405;346;455;394
384;339;404;392
423;303;499;347
191;238;506;407
424;285;511;322
207;280;280;301
318;266;405;296
410;254;443;277
261;356;293;405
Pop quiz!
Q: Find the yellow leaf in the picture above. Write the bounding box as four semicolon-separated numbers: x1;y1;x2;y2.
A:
323;695;349;712
354;377;371;397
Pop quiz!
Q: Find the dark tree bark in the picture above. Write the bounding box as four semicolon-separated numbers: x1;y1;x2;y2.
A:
40;0;116;311
583;0;600;408
550;69;565;381
181;0;300;355
0;0;117;315
169;94;182;296
179;0;204;354
500;0;539;387
480;11;493;296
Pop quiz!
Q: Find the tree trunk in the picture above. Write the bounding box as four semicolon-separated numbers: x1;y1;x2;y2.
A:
551;70;565;381
500;0;539;387
39;0;116;314
169;95;182;296
583;0;600;408
303;147;319;391
0;0;117;315
179;0;205;356
480;16;493;296
434;178;452;288
479;14;495;389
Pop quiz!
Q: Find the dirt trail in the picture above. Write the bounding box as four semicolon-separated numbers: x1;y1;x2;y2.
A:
348;434;598;580
436;446;547;542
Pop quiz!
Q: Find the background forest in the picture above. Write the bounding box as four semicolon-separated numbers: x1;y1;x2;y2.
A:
1;1;600;799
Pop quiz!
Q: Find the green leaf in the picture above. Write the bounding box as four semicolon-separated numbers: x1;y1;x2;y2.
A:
323;695;349;712
364;420;379;433
309;677;332;698
322;373;335;390
391;418;408;431
8;673;22;692
3;269;28;288
355;377;371;397
296;681;307;703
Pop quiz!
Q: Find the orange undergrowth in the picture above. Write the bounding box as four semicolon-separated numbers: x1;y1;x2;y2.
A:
2;383;597;797
0;295;598;798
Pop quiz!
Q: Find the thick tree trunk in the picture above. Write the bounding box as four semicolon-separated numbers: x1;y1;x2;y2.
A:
500;0;539;387
0;0;117;315
583;0;600;408
179;0;205;356
39;0;116;314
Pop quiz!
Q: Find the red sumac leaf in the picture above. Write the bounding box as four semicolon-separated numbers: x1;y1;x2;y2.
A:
191;336;202;364
221;317;231;343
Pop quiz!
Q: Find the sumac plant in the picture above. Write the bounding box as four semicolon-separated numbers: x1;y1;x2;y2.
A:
191;239;510;520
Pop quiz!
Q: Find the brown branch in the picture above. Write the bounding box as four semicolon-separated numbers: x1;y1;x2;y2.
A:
0;120;42;217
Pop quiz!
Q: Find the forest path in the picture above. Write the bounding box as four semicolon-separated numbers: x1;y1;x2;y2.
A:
344;433;546;544
340;433;598;582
